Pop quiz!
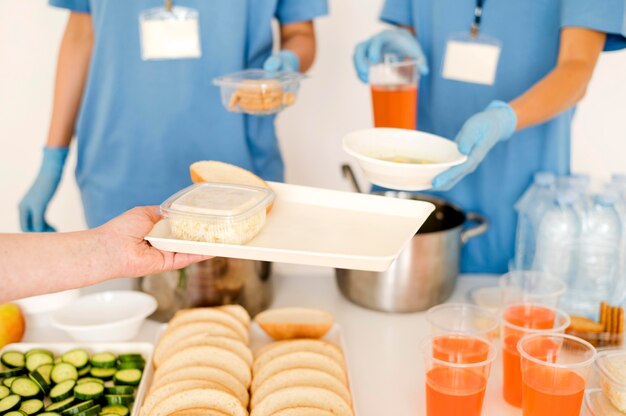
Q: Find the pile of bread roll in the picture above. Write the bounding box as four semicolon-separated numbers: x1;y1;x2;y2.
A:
141;305;252;416
251;308;353;416
140;306;353;416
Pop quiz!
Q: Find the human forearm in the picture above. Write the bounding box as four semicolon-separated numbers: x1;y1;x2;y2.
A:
0;230;113;302
279;21;316;72
510;28;605;131
46;12;93;148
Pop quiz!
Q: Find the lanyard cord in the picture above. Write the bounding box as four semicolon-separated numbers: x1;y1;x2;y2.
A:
165;0;173;12
470;0;485;37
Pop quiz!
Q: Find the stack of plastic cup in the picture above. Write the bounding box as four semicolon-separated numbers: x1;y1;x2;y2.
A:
500;303;571;407
500;270;566;309
427;303;499;341
518;333;596;416
422;334;496;416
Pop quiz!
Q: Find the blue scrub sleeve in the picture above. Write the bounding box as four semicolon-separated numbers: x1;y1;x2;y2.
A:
561;0;626;51
275;0;328;24
380;0;413;27
49;0;90;13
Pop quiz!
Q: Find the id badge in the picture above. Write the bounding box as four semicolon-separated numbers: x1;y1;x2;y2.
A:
442;33;501;85
139;6;201;61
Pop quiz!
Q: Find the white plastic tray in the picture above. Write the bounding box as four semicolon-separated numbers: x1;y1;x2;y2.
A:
0;342;154;416
144;323;357;414
146;182;434;272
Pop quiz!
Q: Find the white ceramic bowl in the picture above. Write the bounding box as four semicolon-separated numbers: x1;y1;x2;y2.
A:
15;289;81;328
342;128;467;191
50;291;157;342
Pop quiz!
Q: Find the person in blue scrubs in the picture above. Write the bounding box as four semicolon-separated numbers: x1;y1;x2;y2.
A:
19;0;327;230
354;0;626;273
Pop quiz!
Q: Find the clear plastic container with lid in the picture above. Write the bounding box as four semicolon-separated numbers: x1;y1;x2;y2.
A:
213;69;305;115
595;350;626;413
160;183;275;245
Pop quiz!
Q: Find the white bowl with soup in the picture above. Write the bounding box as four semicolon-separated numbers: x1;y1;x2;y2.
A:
342;128;467;191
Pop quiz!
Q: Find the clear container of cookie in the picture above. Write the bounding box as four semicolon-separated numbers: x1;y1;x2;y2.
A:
213;70;305;115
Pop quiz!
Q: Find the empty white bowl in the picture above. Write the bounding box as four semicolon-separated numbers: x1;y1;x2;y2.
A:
342;128;467;191
15;289;81;328
50;291;157;342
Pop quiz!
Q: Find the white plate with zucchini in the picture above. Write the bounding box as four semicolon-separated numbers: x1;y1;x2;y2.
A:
0;343;153;416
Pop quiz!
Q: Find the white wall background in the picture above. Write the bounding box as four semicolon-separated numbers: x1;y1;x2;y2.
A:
1;0;625;234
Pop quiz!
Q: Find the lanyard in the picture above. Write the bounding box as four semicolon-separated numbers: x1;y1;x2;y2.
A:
470;0;485;38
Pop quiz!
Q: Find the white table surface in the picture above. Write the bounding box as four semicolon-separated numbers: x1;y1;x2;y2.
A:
24;264;594;416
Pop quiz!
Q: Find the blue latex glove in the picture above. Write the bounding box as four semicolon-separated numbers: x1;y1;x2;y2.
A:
19;147;69;232
263;50;300;72
432;101;518;191
353;29;429;83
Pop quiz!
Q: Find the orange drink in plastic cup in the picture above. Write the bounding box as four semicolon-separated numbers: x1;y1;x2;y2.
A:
423;334;496;416
518;333;596;416
369;57;420;130
500;303;570;407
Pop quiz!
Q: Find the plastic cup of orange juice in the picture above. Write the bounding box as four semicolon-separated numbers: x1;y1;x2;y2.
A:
500;270;566;308
500;303;571;408
427;303;499;341
369;55;421;130
518;333;596;416
422;334;496;416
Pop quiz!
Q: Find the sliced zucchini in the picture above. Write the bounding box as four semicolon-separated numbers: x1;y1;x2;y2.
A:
76;378;103;386
4;411;26;416
88;367;115;380
25;353;53;373
104;386;133;395
116;360;145;370
34;363;53;384
54;357;62;365
116;354;142;363
10;378;41;399
0;385;10;399
61;350;89;370
28;371;50;395
74;404;100;416
60;400;93;416
51;363;78;384
77;365;91;377
113;369;142;386
0;367;26;379
89;353;116;369
24;350;53;359
1;352;25;369
73;382;103;401
0;395;22;413
39;413;62;416
3;377;17;388
45;397;75;413
49;380;76;402
103;395;133;406
19;398;44;415
100;405;129;416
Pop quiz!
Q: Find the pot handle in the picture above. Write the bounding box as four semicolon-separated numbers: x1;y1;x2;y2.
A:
341;164;363;194
461;213;489;245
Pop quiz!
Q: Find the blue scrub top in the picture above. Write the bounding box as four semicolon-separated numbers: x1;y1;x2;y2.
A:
381;0;626;273
49;0;328;227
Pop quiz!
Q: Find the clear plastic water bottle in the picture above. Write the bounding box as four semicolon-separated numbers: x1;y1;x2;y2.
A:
570;193;623;317
533;190;581;284
514;172;556;270
609;175;626;303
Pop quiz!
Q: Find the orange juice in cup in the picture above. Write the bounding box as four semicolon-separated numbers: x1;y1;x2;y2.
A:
518;333;596;416
423;334;496;416
501;303;570;407
369;56;420;130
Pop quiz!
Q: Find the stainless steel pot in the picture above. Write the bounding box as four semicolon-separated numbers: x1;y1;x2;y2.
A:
335;165;488;313
138;258;272;321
